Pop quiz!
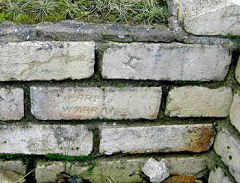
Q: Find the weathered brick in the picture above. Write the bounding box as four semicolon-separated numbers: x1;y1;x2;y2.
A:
0;160;25;175
214;128;240;182
0;169;24;183
230;91;240;133
235;57;240;84
165;86;233;117
31;87;103;120
0;21;176;43
99;124;215;155
0;41;95;81
174;0;240;35
0;88;24;120
35;156;209;183
0;124;93;156
103;87;162;119
0;160;26;183
208;167;233;183
35;161;88;183
102;43;231;81
30;87;162;120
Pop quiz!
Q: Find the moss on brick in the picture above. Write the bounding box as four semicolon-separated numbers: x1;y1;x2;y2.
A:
46;153;94;162
0;153;27;159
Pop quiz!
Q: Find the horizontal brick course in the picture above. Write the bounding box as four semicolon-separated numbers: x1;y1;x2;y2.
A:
99;124;215;155
35;156;209;183
0;124;93;156
0;41;95;81
30;87;162;120
165;86;233;117
102;43;231;81
0;88;24;120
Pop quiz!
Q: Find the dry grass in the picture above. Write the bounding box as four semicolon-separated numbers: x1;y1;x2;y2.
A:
0;0;168;24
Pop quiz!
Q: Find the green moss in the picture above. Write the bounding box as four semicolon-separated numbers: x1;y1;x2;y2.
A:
116;83;126;88
174;80;202;85
46;153;94;162
78;166;94;177
226;33;240;54
0;153;26;159
226;33;240;42
215;164;219;169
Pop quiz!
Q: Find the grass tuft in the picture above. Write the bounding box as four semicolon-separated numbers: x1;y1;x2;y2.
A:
0;0;168;24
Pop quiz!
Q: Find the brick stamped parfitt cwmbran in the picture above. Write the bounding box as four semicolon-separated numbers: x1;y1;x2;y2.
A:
30;87;162;120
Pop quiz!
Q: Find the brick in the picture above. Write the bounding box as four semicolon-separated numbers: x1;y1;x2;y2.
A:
99;124;215;155
30;87;162;120
35;156;209;183
0;124;93;156
235;57;240;84
103;87;162;119
214;128;240;182
0;21;176;43
31;87;103;120
208;167;233;183
35;161;88;183
101;43;231;81
174;0;240;35
165;86;233;117
0;160;25;175
0;41;95;81
230;91;240;133
0;169;24;183
0;88;24;120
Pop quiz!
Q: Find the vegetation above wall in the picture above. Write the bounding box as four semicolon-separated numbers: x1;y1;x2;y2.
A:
0;0;168;24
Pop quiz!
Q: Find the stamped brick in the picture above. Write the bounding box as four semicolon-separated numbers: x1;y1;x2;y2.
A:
0;41;95;81
30;87;162;120
102;43;231;81
165;86;233;117
31;87;103;120
0;88;24;120
99;124;215;155
0;124;93;156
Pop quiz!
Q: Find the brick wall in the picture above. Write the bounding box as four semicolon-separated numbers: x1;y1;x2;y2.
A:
0;0;240;182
